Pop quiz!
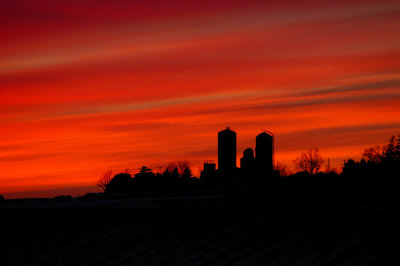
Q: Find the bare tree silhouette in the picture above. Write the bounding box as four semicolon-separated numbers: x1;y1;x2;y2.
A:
362;145;383;163
166;162;178;173
178;161;190;175
97;170;113;192
363;136;400;163
293;148;323;174
166;161;191;177
275;162;291;176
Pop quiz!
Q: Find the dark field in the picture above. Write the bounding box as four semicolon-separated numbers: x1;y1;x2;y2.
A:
1;195;399;266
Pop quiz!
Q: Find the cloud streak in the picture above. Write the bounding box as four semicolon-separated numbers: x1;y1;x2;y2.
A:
1;0;400;197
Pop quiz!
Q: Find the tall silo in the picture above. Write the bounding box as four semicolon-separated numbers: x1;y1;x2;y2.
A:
218;127;236;172
255;131;274;177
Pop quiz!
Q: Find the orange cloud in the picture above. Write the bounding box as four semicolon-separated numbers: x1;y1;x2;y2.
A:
1;0;400;198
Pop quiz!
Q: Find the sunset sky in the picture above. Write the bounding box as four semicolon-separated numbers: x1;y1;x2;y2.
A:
1;0;400;198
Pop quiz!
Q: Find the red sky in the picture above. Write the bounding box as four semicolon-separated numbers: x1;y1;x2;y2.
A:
1;0;400;198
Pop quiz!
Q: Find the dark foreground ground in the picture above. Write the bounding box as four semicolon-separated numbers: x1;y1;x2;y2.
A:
1;194;399;266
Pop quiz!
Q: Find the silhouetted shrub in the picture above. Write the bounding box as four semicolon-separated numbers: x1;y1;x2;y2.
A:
133;166;156;193
52;195;72;201
0;195;4;201
105;173;134;194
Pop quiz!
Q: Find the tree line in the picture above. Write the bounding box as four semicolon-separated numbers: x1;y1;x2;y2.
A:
97;134;400;198
98;162;196;195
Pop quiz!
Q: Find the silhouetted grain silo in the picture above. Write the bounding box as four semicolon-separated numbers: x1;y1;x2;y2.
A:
240;148;255;171
255;131;274;177
218;127;236;172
